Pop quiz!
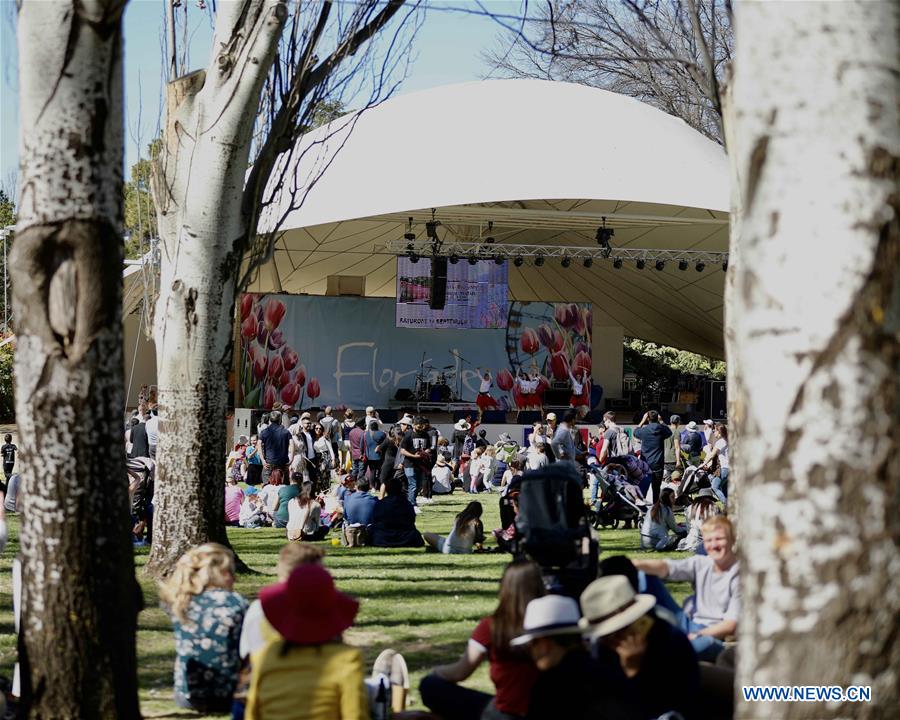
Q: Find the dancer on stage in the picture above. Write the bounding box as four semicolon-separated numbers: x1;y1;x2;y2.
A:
476;369;498;420
569;368;590;419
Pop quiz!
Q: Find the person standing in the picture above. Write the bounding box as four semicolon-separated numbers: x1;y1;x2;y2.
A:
129;411;151;459
258;410;291;484
701;424;730;497
544;413;558;463
550;410;579;465
633;410;672;504
399;416;431;509
1;434;17;486
145;406;160;460
365;406;384;432
320;406;340;462
347;418;367;481
679;421;705;466
476;369;498;419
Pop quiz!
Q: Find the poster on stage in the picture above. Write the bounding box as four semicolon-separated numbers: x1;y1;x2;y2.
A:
236;294;592;410
395;256;508;329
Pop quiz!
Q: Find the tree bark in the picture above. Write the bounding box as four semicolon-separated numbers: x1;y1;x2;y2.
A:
146;0;287;577
729;2;899;717
13;1;140;717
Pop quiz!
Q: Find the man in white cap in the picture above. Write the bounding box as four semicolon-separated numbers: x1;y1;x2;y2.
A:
512;595;629;720
580;575;699;719
680;421;705;465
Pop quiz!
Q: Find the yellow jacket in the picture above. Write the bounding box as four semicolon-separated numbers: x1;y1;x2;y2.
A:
246;641;368;720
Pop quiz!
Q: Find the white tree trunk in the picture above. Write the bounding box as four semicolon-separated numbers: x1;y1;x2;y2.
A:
729;2;899;717
13;0;139;716
147;0;286;575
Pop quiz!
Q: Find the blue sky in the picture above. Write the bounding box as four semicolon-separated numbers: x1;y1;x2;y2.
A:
0;0;524;188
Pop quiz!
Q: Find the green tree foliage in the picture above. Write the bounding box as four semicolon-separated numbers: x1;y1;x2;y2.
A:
0;189;15;228
624;337;726;389
123;141;161;258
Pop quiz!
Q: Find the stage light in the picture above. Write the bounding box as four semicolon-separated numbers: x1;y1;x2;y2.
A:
494;256;504;265
655;260;666;271
596;217;615;247
485;236;495;244
513;256;524;267
583;257;593;268
695;261;705;272
561;256;571;268
449;254;459;264
678;259;689;271
722;260;729;272
613;257;623;269
636;259;646;270
468;255;478;265
409;252;419;264
534;255;545;267
425;221;439;240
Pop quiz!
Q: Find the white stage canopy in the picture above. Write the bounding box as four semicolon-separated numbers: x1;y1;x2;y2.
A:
251;79;730;358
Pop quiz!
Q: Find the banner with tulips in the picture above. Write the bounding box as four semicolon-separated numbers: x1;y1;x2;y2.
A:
237;294;592;411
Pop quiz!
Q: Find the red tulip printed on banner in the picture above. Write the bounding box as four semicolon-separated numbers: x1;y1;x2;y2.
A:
239;293;320;411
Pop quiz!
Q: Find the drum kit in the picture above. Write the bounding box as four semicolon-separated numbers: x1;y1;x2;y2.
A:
414;363;456;402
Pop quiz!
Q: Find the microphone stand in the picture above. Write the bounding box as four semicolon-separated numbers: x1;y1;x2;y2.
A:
450;350;473;402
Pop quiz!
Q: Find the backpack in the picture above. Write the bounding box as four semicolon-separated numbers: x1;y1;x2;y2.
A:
612;427;632;457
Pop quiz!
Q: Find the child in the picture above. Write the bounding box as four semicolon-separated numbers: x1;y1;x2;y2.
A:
239;487;269;528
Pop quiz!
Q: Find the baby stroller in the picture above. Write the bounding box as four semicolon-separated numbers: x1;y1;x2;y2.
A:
588;466;646;530
511;464;599;599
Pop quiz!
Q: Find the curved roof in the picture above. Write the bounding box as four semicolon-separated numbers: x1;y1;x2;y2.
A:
252;79;730;357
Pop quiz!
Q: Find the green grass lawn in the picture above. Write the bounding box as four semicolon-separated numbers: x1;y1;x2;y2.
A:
0;492;691;718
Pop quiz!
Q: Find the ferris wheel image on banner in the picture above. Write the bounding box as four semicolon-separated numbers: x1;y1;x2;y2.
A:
501;301;593;410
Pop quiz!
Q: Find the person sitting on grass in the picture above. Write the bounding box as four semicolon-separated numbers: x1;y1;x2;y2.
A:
272;471;301;529
431;454;454;495
239;486;270;528
424;501;485;555
158;543;248;714
677;488;722;553
421;560;545;720
633;515;740;661
369;475;424;548
225;474;245;527
511;595;630;720
246;563;411;720
286;481;328;542
580;575;699;720
640;488;685;551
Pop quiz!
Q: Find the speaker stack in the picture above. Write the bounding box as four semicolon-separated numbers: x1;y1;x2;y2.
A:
430;256;448;310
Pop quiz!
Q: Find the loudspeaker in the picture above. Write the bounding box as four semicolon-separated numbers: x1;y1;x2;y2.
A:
481;410;507;424
705;381;727;420
394;388;414;401
543;388;570;406
430;256;448;310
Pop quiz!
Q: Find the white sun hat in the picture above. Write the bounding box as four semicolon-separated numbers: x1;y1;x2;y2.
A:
579;575;656;638
510;595;582;646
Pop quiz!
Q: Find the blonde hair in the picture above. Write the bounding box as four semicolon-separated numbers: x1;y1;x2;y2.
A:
276;542;324;581
158;543;235;623
701;515;735;544
484;446;496;457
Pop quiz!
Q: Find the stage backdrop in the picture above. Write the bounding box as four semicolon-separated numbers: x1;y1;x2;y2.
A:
396;256;508;329
237;294;592;410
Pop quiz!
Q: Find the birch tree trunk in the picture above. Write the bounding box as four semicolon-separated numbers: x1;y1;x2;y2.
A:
729;2;899;717
12;1;140;717
147;0;286;576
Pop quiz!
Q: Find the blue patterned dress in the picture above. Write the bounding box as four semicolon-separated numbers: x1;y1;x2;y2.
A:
170;589;248;712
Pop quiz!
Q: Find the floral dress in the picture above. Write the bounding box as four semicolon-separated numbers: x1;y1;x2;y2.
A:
170;589;248;712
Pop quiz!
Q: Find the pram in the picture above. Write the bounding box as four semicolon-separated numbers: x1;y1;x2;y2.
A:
587;465;647;530
507;464;599;599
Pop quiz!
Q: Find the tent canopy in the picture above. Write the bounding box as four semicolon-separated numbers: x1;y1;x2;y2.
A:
251;79;731;358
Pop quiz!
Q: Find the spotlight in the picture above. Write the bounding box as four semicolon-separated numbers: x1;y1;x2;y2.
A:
449;254;459;264
695;261;705;272
596;217;615;247
485;236;495;244
468;255;478;265
636;259;646;270
561;256;571;268
722;260;729;272
613;257;623;269
534;255;545;267
404;232;416;242
655;260;666;271
513;256;524;267
425;221;439;240
583;257;593;268
494;256;504;266
409;252;419;264
678;259;689;271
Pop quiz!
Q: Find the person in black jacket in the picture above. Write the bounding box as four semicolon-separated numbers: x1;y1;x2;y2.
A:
369;475;423;548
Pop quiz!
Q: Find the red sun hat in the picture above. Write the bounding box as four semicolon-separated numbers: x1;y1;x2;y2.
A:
259;564;359;645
